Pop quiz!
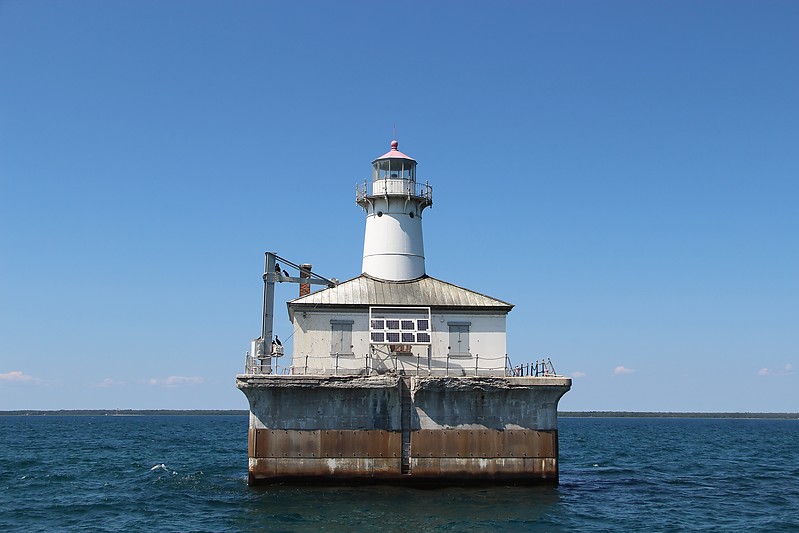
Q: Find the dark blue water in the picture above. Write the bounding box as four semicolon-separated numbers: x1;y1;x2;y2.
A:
1;416;797;531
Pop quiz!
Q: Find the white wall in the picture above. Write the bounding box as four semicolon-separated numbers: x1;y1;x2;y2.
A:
289;307;508;376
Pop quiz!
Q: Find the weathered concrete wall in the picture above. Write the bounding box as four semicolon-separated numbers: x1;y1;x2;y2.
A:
237;374;570;484
411;376;568;430
243;375;401;430
240;375;403;482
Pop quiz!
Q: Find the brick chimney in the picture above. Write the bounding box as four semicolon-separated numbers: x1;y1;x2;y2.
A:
299;264;312;297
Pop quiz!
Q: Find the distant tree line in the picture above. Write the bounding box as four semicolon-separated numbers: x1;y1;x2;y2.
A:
1;410;796;419
559;411;799;419
0;409;250;416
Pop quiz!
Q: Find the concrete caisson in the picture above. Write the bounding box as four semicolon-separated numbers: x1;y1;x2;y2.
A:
237;374;570;484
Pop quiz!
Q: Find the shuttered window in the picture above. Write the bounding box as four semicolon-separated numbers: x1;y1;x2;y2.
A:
330;320;354;355
448;322;470;356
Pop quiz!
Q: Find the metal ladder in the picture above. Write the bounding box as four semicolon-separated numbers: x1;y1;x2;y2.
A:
400;376;412;475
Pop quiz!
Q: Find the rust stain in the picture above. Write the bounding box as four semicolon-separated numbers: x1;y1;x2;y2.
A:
249;428;559;483
250;457;402;479
409;457;558;479
254;429;401;459
411;429;556;459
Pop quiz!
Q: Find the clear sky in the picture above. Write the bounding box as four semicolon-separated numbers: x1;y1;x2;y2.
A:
1;1;797;412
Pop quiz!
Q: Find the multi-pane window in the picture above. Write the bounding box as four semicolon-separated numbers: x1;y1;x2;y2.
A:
368;307;431;346
416;319;430;343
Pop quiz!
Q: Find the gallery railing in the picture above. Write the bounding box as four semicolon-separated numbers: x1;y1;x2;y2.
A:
356;179;433;203
243;352;560;377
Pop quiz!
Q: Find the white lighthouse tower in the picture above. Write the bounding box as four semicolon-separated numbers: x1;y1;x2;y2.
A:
356;140;432;281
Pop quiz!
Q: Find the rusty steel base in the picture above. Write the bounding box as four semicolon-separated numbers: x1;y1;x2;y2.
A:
237;374;570;485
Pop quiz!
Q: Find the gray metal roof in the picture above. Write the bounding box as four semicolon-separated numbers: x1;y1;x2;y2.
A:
288;275;513;311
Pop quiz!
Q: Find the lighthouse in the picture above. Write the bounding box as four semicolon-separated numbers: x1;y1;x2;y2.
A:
358;140;432;281
236;139;571;485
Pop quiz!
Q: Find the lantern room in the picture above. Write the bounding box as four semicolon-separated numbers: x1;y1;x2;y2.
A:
372;140;417;182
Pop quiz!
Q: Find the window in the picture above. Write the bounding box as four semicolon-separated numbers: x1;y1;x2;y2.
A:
448;322;470;356
330;320;354;355
368;307;432;346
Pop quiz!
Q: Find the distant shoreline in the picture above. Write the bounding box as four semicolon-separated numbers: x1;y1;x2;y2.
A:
560;411;799;419
1;409;797;419
0;409;250;416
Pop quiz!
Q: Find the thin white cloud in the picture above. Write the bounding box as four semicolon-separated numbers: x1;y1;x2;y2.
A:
97;378;126;388
148;376;205;387
758;364;794;377
570;371;587;378
614;366;635;375
0;370;41;384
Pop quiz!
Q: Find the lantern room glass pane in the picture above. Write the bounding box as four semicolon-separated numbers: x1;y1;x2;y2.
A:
373;160;415;182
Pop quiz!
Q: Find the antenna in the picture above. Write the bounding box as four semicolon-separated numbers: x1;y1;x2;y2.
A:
393;122;396;139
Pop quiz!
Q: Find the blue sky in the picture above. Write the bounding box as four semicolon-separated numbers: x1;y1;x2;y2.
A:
1;1;797;411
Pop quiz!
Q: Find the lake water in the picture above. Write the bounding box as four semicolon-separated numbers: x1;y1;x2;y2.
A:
1;415;797;531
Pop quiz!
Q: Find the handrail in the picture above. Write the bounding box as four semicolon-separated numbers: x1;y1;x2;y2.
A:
508;358;559;377
356;179;433;203
242;353;561;378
